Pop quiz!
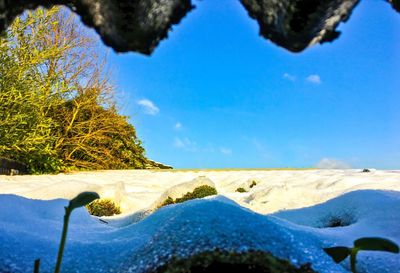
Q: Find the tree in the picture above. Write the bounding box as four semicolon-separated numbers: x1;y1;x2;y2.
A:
0;7;147;173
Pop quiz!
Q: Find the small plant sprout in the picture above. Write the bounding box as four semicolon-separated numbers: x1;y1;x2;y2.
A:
54;192;100;273
34;192;100;273
324;237;399;273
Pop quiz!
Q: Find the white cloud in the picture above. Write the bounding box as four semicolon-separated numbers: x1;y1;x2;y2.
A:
173;137;197;151
137;99;159;115
306;74;322;84
173;138;185;148
220;147;232;155
249;137;271;161
316;158;351;169
283;73;296;81
174;122;182;130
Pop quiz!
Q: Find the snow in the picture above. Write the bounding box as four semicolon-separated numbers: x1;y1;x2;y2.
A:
0;169;399;272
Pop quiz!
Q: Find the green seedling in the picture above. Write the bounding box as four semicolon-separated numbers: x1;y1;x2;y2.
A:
324;237;399;273
34;192;100;273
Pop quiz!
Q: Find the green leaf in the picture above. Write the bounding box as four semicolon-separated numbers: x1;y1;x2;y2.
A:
323;246;351;263
354;237;399;253
68;192;100;211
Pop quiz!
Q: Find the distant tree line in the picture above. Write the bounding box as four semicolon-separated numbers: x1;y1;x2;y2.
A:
0;7;148;173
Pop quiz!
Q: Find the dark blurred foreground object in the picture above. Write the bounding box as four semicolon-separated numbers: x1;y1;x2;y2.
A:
0;158;28;175
154;250;317;273
390;0;400;12
1;0;398;55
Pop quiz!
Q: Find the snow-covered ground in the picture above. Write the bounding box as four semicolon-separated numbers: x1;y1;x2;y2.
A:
0;169;399;272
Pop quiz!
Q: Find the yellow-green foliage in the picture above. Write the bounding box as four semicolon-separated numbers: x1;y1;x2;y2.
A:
0;7;147;173
86;199;121;217
160;196;175;207
160;185;218;208
154;250;316;273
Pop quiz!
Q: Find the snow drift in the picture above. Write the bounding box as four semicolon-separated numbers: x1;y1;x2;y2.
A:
0;189;399;273
1;170;400;272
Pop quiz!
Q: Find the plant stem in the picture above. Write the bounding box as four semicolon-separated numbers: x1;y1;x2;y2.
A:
34;259;40;273
350;248;358;273
54;207;71;273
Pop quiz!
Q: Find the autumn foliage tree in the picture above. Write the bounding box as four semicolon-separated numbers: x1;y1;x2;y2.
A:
0;7;147;173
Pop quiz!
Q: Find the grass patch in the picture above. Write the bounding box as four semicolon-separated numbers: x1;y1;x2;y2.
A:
236;187;248;193
86;199;121;216
160;185;217;208
325;217;352;228
319;213;355;228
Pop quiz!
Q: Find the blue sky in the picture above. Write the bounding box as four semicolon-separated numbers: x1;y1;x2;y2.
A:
105;0;399;169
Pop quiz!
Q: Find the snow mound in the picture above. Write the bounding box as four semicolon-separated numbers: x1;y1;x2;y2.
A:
2;169;400;216
103;176;217;227
1;189;399;273
273;190;400;273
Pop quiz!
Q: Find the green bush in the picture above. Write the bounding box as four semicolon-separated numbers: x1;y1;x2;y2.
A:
236;187;247;193
159;185;218;208
86;199;121;216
